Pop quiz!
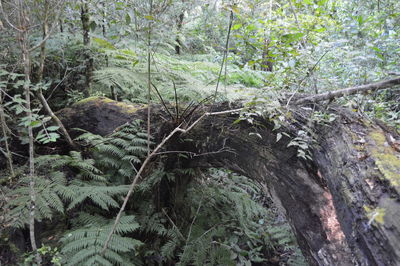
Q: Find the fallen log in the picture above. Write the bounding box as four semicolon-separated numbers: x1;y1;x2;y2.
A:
58;96;400;266
294;76;400;105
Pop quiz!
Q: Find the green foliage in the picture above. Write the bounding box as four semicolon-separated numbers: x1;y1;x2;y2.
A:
76;120;149;184
24;245;62;266
3;171;66;229
91;40;267;103
4;1;400;265
60;214;142;266
174;169;306;265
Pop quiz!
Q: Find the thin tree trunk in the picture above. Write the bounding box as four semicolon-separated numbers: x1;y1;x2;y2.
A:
214;10;233;99
18;15;41;266
147;0;153;156
36;1;77;149
38;5;48;83
101;2;117;100
261;39;273;72
175;12;184;55
59;19;63;32
81;2;92;97
0;101;14;178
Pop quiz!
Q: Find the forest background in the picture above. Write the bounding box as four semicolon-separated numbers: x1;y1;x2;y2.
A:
0;0;399;265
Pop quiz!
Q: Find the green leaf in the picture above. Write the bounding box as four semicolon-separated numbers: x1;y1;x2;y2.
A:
125;14;131;24
47;126;60;131
89;21;96;31
314;27;326;33
282;33;304;43
93;37;115;49
30;120;41;127
232;24;242;30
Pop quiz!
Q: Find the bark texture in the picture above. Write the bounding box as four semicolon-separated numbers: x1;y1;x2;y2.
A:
59;97;400;266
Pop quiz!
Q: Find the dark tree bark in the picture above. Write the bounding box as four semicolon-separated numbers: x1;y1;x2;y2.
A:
59;97;400;266
175;12;184;55
261;39;273;72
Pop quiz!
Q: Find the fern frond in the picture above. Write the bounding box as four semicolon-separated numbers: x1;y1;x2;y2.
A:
61;213;142;266
4;174;66;228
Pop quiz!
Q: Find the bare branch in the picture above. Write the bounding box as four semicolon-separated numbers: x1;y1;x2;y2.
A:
0;1;22;32
28;0;66;52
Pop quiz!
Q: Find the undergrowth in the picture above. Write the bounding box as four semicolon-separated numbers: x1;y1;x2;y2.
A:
0;120;307;265
90;39;267;104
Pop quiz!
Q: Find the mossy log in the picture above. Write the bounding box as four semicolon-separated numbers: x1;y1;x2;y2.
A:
59;97;400;266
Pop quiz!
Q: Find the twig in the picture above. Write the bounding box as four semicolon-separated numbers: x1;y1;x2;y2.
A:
173;80;179;121
180;196;203;259
214;9;234;100
101;108;242;255
151;82;174;120
286;50;329;107
161;208;185;241
154;146;236;157
298;50;329;87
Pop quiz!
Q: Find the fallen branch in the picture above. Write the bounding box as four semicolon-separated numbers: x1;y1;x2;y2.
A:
101;108;242;255
36;91;78;149
294;76;400;105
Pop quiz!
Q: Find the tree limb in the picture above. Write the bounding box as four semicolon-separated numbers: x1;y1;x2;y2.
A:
294;76;400;105
36;91;78;149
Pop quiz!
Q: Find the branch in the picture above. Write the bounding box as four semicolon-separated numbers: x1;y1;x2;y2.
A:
100;108;242;255
294;76;400;105
0;1;22;32
161;208;185;241
214;9;234;100
28;0;66;52
36;91;78;149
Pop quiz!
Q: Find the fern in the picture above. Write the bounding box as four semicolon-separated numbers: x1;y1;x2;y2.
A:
61;213;142;266
3;173;66;228
76;120;149;184
169;168;306;265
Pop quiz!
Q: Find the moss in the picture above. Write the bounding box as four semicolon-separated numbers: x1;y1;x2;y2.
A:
367;130;400;188
364;205;386;225
75;96;111;105
75;96;142;114
112;101;141;113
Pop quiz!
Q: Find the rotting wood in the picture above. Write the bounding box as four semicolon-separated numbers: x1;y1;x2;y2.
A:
58;97;400;266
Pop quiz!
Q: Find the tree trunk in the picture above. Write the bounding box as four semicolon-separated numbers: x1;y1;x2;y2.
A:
18;19;41;266
175;12;184;55
35;1;77;150
58;97;400;266
261;39;273;72
80;2;92;97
